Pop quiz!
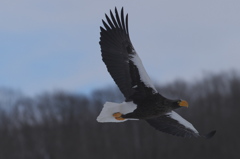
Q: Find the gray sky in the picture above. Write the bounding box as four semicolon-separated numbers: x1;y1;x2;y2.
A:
1;0;240;96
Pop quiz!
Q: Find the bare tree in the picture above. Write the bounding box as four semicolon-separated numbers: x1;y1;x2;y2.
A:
0;71;239;159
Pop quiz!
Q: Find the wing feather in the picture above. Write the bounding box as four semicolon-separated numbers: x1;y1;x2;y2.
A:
146;111;200;138
100;7;157;101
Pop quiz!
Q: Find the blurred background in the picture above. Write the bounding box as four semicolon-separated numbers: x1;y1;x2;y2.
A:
1;0;240;159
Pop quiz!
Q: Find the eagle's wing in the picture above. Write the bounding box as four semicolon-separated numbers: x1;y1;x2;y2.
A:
99;8;157;102
146;111;216;138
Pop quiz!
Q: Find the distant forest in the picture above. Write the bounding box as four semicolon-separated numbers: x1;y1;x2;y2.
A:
0;71;239;159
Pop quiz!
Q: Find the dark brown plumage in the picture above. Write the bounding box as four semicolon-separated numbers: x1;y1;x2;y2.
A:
97;7;216;138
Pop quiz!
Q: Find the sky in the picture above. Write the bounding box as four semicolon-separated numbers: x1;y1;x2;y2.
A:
1;0;240;96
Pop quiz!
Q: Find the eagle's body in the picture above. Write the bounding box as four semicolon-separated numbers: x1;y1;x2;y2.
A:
97;7;216;138
122;93;176;119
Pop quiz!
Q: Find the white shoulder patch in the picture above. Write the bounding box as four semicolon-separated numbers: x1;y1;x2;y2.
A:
130;53;157;92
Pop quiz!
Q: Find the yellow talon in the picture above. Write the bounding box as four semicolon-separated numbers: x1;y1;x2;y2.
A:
113;112;122;117
113;112;125;120
115;117;125;120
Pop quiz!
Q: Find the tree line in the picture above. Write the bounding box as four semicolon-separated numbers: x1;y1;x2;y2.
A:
0;71;239;159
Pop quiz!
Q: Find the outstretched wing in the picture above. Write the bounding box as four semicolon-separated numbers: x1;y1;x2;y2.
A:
146;111;216;138
99;7;157;102
146;111;200;138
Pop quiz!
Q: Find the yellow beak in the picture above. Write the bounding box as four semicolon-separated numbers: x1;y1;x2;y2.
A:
179;100;189;107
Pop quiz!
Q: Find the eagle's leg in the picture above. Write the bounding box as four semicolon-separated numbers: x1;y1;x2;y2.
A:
121;112;137;119
122;111;148;119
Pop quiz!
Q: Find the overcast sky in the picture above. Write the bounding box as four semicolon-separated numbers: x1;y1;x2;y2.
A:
1;0;240;96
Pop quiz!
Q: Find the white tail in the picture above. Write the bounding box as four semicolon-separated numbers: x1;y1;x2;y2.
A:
96;101;138;123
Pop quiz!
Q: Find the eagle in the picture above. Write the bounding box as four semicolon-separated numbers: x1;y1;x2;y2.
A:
97;7;216;138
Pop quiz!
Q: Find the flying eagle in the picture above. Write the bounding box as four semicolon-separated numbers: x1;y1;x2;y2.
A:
97;7;216;138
